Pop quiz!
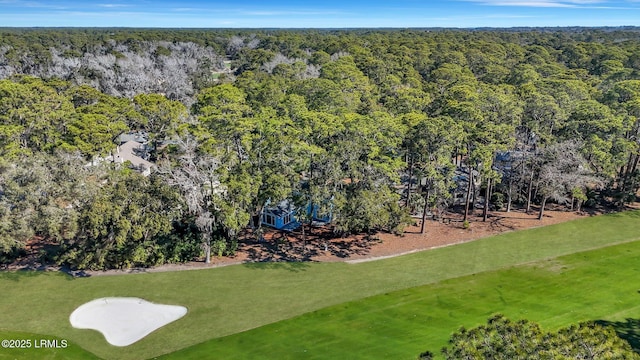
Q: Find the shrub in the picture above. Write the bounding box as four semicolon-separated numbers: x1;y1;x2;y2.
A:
491;192;505;211
211;238;238;257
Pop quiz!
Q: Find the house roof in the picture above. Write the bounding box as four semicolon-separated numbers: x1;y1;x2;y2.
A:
280;220;301;232
264;199;296;218
116;132;148;145
114;141;154;171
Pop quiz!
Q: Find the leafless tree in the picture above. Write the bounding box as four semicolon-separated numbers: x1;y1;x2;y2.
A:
246;38;260;50
160;137;223;263
330;51;349;61
0;46;16;78
260;52;320;80
2;41;225;107
261;53;298;73
301;63;321;79
535;140;601;219
226;36;246;58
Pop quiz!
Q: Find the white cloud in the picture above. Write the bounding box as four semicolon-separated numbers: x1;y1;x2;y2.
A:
464;0;607;7
172;8;199;12
241;10;344;16
0;0;71;10
97;4;130;8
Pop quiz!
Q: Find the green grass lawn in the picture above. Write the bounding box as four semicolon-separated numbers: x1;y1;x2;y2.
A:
163;238;640;359
0;210;639;360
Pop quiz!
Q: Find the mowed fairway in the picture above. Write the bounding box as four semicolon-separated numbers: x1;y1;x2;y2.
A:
0;210;639;360
164;237;640;359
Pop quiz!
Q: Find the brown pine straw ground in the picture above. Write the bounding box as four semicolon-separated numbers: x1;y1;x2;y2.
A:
88;203;633;276
6;203;637;276
202;204;610;266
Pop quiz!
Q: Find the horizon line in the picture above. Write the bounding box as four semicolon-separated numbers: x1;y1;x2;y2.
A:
1;25;639;30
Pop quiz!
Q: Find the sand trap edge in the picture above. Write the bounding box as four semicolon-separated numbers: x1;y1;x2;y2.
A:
69;297;187;347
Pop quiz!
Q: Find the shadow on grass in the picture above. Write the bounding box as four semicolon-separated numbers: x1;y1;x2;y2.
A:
0;268;75;282
596;318;640;353
242;260;311;272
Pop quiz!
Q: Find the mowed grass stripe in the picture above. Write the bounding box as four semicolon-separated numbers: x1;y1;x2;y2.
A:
0;210;638;360
163;239;640;360
0;331;99;360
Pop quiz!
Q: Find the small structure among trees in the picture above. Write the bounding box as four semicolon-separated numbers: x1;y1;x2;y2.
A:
111;139;154;177
261;199;300;231
260;199;333;231
85;132;155;176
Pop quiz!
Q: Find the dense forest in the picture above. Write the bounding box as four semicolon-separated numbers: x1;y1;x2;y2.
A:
1;28;640;270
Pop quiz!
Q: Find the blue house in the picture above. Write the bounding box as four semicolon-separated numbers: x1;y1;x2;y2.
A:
261;199;300;231
307;201;333;226
261;199;333;231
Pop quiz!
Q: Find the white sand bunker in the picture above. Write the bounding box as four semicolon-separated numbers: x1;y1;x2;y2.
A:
69;297;187;347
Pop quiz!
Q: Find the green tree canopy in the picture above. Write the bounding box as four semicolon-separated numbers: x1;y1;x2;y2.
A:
420;314;639;360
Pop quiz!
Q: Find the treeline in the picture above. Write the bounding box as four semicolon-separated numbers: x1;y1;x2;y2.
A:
1;28;640;269
0;77;199;268
0;153;201;269
0;29;230;104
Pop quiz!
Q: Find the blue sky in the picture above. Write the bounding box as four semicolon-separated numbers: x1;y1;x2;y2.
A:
1;0;640;28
